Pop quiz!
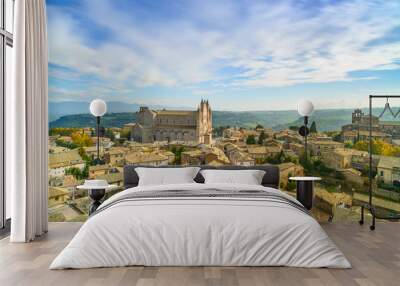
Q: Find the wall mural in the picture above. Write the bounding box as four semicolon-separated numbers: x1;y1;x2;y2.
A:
47;0;400;222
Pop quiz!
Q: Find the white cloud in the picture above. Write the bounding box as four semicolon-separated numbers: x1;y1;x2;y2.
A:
47;0;400;99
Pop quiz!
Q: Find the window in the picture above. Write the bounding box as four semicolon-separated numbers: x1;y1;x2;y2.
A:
0;0;14;230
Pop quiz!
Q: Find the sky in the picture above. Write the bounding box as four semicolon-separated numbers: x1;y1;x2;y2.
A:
47;0;400;111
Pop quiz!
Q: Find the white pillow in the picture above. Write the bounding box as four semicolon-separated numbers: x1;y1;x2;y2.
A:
135;167;200;186
200;169;266;185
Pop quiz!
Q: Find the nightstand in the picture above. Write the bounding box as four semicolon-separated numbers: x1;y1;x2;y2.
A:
77;180;116;215
289;177;321;210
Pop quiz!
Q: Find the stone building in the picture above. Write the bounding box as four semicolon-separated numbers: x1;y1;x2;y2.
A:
125;151;169;166
131;100;212;144
308;140;344;157
377;156;400;186
48;150;85;178
278;162;304;189
341;108;400;141
321;149;353;170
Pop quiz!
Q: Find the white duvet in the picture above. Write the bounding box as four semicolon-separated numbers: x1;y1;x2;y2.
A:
50;183;351;269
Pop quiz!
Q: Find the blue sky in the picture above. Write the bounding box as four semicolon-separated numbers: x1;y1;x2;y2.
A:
47;0;400;111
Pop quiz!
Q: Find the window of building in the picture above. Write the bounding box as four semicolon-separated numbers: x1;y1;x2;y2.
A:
1;0;14;231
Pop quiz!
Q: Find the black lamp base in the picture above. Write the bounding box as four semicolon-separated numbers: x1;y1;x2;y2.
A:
296;181;314;210
88;189;106;215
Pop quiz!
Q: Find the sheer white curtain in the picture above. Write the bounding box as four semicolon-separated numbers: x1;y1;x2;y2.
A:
8;0;48;242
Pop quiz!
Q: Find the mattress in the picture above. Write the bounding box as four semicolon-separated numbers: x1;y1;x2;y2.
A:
50;183;351;269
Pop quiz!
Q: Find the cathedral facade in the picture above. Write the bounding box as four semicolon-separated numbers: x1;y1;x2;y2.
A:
131;100;212;144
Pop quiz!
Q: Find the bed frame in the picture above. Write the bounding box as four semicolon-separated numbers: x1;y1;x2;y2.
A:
123;165;280;189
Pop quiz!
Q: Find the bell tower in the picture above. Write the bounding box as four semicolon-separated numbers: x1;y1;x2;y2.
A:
197;100;212;144
352;108;364;124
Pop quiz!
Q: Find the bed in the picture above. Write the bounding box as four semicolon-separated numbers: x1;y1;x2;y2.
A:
50;165;351;269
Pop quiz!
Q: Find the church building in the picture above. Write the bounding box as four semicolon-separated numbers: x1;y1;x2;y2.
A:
131;100;212;144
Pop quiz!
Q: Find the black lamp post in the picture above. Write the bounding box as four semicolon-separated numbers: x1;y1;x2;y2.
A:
90;99;107;165
297;100;314;161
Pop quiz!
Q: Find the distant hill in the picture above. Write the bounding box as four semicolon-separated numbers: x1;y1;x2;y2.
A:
49;107;399;131
48;109;347;131
273;109;353;131
213;110;300;129
49;112;137;129
275;107;400;131
49;101;192;121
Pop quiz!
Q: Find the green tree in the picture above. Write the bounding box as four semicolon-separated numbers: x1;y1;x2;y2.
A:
255;124;264;129
49;128;80;136
310;121;317;133
286;172;296;191
120;129;131;140
258;131;267;145
65;163;89;180
332;132;342;142
266;150;291;165
171;146;185;164
104;129;115;141
55;139;78;149
65;167;83;180
78;147;93;165
246;135;256;145
344;140;353;148
71;131;93;147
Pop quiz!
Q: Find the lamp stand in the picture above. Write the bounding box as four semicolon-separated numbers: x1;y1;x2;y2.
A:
304;116;308;161
95;116;100;165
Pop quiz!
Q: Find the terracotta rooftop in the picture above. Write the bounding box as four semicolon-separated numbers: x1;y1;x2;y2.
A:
49;150;84;168
378;156;400;169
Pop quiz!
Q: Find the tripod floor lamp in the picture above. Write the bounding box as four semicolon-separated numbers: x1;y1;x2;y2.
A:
297;99;314;160
90;99;107;165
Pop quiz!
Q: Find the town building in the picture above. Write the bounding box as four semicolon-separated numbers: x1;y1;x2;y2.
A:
341;108;400;141
288;142;305;156
309;140;344;156
224;143;255;166
48;150;85;178
181;150;203;165
278;162;304;189
337;168;364;185
156;150;175;164
321;149;353;170
125;151;169;166
342;130;391;143
88;164;111;179
351;152;380;174
95;172;124;189
48;187;70;207
205;147;230;165
104;147;128;166
222;127;243;140
247;146;281;162
131;100;212;144
84;146;105;158
377;156;400;186
181;147;230;166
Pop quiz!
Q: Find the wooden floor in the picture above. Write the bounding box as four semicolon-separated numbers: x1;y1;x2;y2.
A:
0;222;399;286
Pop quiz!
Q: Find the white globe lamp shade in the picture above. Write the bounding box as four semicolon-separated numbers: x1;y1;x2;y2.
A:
297;100;314;117
90;99;107;117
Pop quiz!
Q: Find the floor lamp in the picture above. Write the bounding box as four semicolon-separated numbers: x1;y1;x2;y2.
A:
297;100;314;161
90;99;107;165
